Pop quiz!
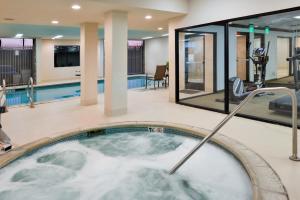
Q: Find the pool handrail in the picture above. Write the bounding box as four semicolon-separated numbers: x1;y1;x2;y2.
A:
27;77;34;108
169;87;299;175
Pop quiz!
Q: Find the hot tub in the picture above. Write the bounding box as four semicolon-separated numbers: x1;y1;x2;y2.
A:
0;123;288;200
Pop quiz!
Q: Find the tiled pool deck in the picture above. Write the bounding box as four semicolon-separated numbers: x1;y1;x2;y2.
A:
1;88;299;199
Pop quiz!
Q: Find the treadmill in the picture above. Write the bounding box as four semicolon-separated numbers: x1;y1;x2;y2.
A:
269;48;300;114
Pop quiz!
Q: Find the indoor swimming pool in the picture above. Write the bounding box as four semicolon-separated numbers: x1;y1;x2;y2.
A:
5;76;146;106
0;127;252;200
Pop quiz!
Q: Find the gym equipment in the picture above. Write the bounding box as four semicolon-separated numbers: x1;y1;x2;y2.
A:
269;47;300;114
0;80;12;151
247;41;270;90
228;77;251;103
225;42;271;103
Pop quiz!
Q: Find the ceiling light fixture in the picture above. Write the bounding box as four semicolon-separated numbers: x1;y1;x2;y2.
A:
71;4;81;10
145;15;152;20
15;33;23;38
52;35;63;40
162;33;169;37
158;27;163;30
293;16;300;19
51;20;59;24
142;36;153;40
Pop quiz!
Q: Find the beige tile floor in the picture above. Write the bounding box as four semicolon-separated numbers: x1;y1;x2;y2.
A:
2;88;300;200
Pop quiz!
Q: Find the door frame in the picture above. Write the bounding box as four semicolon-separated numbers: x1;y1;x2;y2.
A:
181;31;217;92
276;36;293;77
236;32;250;81
184;33;205;90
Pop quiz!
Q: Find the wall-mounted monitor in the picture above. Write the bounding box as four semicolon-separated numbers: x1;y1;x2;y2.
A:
54;45;80;67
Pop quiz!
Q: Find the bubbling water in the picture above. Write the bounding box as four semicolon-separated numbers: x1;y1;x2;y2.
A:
0;131;253;200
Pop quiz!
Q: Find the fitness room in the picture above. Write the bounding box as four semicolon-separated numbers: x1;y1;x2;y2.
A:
176;8;300;126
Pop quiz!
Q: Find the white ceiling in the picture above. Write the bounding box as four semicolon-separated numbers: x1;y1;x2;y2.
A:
0;0;188;39
232;10;300;31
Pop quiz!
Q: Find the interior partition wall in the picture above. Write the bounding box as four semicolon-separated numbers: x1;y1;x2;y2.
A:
175;6;300;128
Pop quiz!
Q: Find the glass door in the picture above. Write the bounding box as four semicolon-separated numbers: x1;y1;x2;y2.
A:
184;34;205;91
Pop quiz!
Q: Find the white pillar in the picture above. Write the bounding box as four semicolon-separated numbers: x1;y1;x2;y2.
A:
104;11;128;116
80;23;99;106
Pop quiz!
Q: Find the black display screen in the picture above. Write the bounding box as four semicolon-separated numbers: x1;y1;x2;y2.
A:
54;45;80;67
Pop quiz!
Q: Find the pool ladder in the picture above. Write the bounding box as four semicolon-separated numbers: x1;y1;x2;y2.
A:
0;79;12;151
27;77;34;108
169;87;300;174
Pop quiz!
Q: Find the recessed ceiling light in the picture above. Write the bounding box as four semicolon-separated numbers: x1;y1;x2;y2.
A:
162;33;169;37
158;27;163;31
52;35;63;40
142;36;153;40
51;20;59;24
294;16;300;19
71;4;81;10
15;33;23;38
145;15;152;20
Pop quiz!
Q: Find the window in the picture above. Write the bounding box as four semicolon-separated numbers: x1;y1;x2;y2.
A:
128;40;144;75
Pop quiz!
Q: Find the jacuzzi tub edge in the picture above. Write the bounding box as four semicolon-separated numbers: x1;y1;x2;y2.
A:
0;121;289;200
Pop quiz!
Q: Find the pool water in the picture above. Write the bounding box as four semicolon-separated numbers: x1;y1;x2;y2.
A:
6;76;146;106
0;129;252;200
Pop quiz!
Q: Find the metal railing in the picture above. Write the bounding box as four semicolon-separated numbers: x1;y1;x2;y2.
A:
169;87;299;174
27;77;34;108
0;79;6;107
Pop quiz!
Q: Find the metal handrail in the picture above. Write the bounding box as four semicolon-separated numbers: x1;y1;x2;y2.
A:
169;87;299;174
0;79;7;107
27;77;34;108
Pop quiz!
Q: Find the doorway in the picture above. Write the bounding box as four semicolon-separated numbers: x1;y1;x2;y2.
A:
276;37;291;78
236;32;249;81
184;34;205;90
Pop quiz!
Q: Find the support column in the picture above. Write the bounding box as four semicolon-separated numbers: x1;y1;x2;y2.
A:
104;11;128;116
80;23;99;106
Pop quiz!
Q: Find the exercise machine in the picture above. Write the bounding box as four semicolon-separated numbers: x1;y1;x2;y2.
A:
227;42;271;103
247;41;270;90
269;47;300;114
228;77;251;103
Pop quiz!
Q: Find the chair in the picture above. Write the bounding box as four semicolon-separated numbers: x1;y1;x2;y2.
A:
13;74;21;86
21;69;31;85
145;65;167;89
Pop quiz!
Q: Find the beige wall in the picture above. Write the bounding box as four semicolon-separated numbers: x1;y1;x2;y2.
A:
36;39;103;84
36;39;80;83
145;37;169;75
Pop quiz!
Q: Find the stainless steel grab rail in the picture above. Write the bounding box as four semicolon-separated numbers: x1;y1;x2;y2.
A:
0;79;6;107
27;77;34;108
169;87;299;175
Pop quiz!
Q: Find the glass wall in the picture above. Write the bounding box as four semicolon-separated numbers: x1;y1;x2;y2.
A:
176;8;300;127
177;24;225;112
227;10;300;126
